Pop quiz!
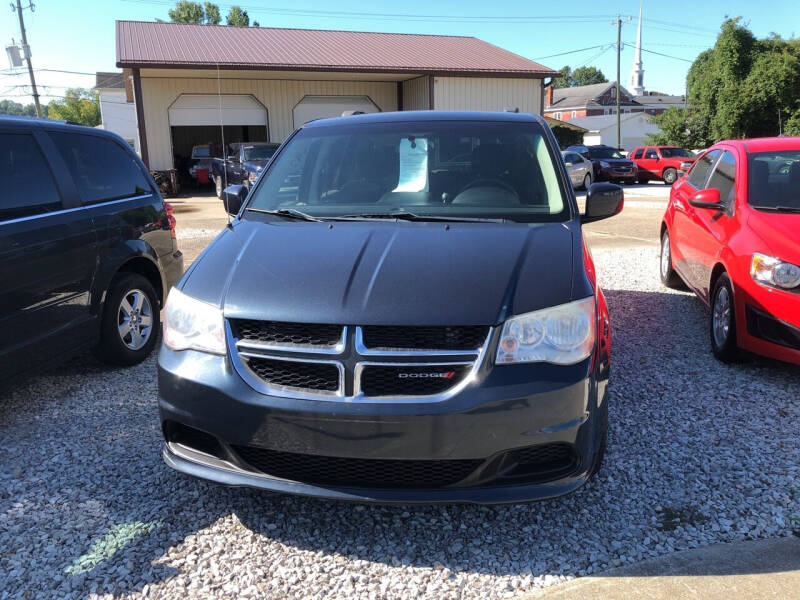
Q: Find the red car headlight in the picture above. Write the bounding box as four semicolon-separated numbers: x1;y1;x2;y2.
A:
751;253;800;290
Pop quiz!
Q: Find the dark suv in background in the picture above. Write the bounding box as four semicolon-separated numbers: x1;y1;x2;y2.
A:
0;117;184;383
566;144;638;184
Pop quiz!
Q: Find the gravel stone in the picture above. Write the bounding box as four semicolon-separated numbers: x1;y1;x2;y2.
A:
1;245;798;599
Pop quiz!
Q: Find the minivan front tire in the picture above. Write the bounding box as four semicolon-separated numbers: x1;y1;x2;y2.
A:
97;273;160;366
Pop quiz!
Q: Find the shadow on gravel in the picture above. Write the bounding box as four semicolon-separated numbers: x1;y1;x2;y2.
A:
1;286;798;599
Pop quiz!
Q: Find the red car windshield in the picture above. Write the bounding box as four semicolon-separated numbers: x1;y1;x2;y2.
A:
748;151;800;212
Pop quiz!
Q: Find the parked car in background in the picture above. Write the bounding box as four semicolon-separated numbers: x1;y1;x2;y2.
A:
630;145;696;185
561;150;593;189
211;142;280;198
0;116;184;383
660;136;800;365
189;144;216;183
159;111;622;503
566;144;638;184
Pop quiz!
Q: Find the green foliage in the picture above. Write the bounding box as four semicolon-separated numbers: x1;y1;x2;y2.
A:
226;6;250;27
0;99;46;117
684;18;800;144
553;66;572;89
645;107;708;149
167;1;223;24
46;89;100;127
204;2;221;25
168;1;205;23
569;66;608;87
552;65;607;89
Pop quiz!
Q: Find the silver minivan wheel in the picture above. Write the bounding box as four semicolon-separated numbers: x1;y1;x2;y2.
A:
117;289;153;350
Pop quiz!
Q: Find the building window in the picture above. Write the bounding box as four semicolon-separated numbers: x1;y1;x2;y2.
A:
571;111;577;118
554;112;562;120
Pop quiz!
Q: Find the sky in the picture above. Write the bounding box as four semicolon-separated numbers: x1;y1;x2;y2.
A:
2;0;799;106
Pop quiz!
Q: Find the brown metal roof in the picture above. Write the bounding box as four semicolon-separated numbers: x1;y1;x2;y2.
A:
116;21;558;77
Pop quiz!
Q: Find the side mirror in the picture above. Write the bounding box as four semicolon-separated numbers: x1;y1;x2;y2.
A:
222;184;247;216
582;182;624;223
688;187;724;210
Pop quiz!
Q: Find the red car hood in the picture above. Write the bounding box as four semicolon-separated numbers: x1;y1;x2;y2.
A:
747;210;800;262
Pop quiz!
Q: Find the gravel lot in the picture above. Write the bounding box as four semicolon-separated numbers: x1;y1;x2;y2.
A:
2;242;799;599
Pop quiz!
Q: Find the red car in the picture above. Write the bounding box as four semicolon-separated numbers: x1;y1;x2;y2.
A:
660;137;800;365
631;145;696;185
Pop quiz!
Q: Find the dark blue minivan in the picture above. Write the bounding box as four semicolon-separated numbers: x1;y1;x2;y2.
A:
158;111;621;503
0;117;183;382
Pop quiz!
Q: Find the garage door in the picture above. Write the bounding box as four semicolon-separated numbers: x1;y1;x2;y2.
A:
293;96;379;128
168;94;267;127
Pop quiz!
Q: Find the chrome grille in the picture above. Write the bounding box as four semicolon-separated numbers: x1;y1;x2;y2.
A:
228;321;491;401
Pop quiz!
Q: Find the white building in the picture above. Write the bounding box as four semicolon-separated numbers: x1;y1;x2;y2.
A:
569;113;661;152
94;71;140;154
115;21;558;171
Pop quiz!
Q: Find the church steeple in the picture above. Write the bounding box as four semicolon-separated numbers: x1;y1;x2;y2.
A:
630;4;645;96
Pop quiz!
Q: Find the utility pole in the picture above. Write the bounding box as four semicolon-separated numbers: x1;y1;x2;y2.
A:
12;0;41;117
612;15;631;149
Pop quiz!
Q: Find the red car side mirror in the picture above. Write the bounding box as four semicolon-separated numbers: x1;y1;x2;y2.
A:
688;187;724;210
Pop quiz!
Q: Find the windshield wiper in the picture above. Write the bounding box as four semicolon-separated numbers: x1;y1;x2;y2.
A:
751;205;800;213
245;208;321;221
333;211;505;223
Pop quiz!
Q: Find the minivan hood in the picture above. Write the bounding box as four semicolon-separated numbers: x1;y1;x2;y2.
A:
182;219;579;326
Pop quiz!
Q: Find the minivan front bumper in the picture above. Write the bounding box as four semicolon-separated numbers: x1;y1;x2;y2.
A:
157;344;608;503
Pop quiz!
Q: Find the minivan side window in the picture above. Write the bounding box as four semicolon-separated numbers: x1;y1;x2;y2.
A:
687;150;720;189
0;133;62;221
706;151;736;207
50;132;151;204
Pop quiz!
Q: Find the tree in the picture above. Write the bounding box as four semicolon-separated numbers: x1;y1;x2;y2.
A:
684;18;800;144
226;6;249;27
569;66;608;87
204;2;221;25
168;1;205;24
552;65;608;89
46;89;100;127
0;99;45;117
645;107;708;149
552;66;572;89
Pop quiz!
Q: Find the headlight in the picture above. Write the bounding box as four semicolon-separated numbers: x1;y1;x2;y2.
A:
163;288;226;354
496;297;596;365
599;161;610;168
751;253;800;290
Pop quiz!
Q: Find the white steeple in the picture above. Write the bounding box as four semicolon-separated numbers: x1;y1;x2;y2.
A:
630;4;645;96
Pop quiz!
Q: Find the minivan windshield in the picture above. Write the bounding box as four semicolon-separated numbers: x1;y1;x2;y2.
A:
748;150;800;212
245;120;568;222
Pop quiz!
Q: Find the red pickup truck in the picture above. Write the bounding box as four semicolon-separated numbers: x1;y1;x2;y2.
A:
630;146;696;185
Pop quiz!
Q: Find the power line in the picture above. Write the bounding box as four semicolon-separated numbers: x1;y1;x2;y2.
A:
120;0;623;23
533;44;610;60
625;43;695;63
